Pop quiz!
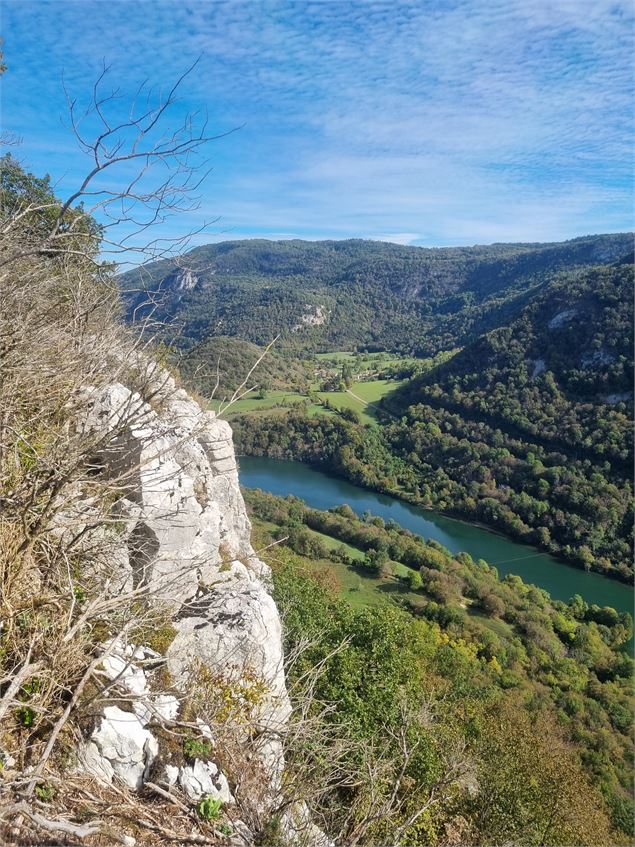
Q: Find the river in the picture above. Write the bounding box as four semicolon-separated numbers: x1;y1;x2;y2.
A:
238;456;634;629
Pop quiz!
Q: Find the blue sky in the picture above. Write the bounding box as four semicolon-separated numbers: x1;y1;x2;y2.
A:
2;0;633;249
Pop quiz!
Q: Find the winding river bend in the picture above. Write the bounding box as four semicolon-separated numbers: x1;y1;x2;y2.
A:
239;456;634;627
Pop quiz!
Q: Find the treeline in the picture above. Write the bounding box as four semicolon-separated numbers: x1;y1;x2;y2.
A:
232;409;634;579
246;488;634;839
121;233;632;354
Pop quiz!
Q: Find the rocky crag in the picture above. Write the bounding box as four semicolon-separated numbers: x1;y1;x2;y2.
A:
72;365;323;845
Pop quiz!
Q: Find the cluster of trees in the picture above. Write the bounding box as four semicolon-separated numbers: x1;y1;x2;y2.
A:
233;403;633;579
380;405;633;578
232;408;408;488
177;334;310;398
248;488;634;843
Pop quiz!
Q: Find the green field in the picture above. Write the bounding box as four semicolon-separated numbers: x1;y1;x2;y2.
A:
211;378;404;425
297;551;422;610
210;389;309;415
315;379;405;424
254;517;426;610
206;349;416;423
315;350;419;369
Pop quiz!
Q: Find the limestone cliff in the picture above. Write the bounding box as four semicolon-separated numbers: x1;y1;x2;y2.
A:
71;365;322;845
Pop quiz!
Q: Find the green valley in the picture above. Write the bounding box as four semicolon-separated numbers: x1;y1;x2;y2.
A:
131;238;633;582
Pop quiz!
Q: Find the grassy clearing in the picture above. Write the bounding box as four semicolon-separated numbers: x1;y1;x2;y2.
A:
304;526;366;560
254;517;428;610
316;379;405;424
303;556;425;610
315;350;419;369
211;379;403;425
468;609;515;639
210;389;309;415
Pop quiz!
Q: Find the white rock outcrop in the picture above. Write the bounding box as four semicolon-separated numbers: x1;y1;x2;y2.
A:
548;308;578;329
82;706;158;790
77;363;293;833
177;759;233;804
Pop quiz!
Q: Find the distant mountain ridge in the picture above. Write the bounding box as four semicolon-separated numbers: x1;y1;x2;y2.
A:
121;232;632;354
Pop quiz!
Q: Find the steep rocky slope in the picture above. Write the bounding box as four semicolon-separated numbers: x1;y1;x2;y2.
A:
0;356;326;846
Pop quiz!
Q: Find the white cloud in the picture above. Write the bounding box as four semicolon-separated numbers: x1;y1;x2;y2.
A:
3;0;633;247
369;233;422;245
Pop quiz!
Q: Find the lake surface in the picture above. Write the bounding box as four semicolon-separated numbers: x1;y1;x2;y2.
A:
239;456;635;626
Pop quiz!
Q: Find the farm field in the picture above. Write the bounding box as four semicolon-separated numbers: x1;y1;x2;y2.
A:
210;377;405;425
314;378;405;424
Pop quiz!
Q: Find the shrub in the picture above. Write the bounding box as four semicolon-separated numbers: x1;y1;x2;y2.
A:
183;735;213;760
196;796;223;821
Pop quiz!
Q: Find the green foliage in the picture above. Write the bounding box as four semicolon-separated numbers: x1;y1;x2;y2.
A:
263;532;624;844
183;735;213;760
470;700;617;846
34;783;57;802
247;487;634;837
385;262;634;578
130;235;633;579
16;706;35;727
1;153;102;258
408;570;424;590
196;795;223;821
122;234;631;356
179;335;310;397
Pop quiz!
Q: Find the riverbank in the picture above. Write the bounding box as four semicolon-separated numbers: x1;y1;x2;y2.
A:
238;456;635;626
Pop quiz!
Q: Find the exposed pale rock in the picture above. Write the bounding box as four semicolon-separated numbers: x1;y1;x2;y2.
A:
0;748;16;769
74;363;318;841
580;349;615;369
167;583;291;732
178;759;233;804
82;706;158;789
530;358;546;378
165;764;179;786
101;652;148;697
280;802;334;847
133;693;180;725
548;308;578;329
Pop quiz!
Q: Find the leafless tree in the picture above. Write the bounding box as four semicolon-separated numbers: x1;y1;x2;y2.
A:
0;61;249;845
2;59;237;273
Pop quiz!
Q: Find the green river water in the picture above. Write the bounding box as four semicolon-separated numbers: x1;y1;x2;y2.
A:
239;456;634;644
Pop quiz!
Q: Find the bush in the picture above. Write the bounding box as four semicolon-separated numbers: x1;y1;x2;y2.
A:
408;570;424;591
196;796;223;821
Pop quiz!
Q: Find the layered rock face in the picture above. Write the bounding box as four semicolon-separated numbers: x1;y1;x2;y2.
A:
76;366;298;837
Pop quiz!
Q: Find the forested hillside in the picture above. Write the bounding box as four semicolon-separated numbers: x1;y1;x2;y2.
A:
121;233;632;353
377;259;635;578
178;335;310;399
124;235;634;578
245;487;634;840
